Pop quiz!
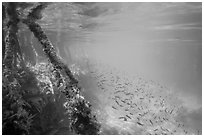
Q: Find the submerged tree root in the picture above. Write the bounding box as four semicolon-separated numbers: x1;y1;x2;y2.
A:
2;2;101;135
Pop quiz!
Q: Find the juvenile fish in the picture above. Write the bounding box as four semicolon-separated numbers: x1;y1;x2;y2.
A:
119;117;127;121
126;115;131;119
112;106;116;110
137;122;144;126
149;120;153;125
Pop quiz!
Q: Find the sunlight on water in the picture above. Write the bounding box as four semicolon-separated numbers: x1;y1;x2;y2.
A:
18;2;202;135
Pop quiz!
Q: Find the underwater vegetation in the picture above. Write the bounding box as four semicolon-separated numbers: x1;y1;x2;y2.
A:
2;2;201;135
2;2;100;135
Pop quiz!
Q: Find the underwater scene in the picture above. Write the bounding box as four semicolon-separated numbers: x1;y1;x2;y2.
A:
2;2;202;135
